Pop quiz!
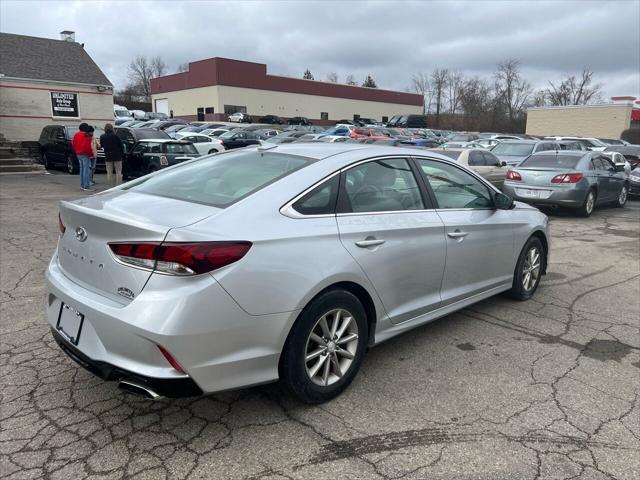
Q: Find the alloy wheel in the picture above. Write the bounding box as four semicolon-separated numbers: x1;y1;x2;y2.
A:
305;309;359;386
586;192;595;215
619;186;628;206
522;247;541;292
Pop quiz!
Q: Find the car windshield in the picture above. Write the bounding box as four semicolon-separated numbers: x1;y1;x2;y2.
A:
126;150;312;207
519;154;581;169
492;143;535;156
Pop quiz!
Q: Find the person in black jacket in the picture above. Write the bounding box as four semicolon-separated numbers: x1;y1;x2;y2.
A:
100;123;124;186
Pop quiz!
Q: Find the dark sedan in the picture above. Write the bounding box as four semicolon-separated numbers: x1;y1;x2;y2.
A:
259;115;283;124
287;116;312;126
218;129;261;150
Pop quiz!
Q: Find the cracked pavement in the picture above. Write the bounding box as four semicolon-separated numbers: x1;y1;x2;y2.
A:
1;172;638;480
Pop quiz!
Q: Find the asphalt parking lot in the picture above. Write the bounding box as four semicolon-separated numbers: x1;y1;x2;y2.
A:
1;171;639;480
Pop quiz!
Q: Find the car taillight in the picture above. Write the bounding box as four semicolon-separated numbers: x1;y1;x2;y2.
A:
551;173;584;184
108;241;252;275
58;213;66;235
157;345;186;374
159;155;168;166
506;170;522;181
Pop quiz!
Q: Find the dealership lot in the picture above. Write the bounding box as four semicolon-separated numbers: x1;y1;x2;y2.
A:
1;172;638;479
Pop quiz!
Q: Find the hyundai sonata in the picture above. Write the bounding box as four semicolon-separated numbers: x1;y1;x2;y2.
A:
47;144;549;404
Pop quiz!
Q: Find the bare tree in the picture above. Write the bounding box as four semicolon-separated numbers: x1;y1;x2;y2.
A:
177;63;189;73
459;76;492;117
531;89;548;107
446;70;464;114
326;72;338;83
345;74;358;86
127;55;167;102
303;69;314;80
494;59;531;123
430;68;449;125
546;68;603;105
411;72;430;114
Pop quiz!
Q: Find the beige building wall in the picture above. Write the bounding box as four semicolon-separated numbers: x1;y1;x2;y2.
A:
152;85;422;121
526;105;632;139
0;79;114;141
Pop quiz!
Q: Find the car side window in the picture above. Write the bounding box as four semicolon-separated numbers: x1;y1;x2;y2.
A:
292;175;339;215
132;143;148;155
417;158;493;209
468;151;485;166
341;158;424;213
482;151;501;166
599;156;615;170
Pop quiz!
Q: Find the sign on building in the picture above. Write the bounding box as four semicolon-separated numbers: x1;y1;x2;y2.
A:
50;91;79;117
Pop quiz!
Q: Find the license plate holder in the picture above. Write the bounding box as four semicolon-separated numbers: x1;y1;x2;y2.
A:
56;303;85;346
520;189;540;198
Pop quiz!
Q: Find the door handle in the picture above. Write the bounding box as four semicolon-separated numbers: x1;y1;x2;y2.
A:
447;230;469;239
355;239;386;248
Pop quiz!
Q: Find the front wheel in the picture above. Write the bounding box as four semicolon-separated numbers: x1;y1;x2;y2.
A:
615;185;628;208
506;237;544;301
279;290;368;404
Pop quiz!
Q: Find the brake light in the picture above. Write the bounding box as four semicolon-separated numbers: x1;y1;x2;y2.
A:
108;241;252;275
506;170;522;181
159;155;168;166
58;213;66;235
157;345;186;374
551;173;583;184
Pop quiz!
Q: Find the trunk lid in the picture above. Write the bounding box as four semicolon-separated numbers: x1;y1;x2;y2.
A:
516;168;570;186
57;190;221;303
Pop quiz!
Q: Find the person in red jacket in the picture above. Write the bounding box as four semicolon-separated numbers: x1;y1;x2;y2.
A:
72;123;94;191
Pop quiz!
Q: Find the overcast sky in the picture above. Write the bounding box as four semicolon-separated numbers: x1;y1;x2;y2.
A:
2;0;639;99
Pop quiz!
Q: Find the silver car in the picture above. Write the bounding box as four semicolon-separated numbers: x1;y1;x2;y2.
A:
492;140;560;166
47;144;550;404
502;150;629;216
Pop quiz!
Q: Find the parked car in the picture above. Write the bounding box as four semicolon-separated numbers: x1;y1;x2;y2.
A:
629;164;640;196
122;139;199;178
165;124;189;137
218;129;261;149
428;148;507;188
492;140;560;166
356;117;381;126
335;119;355;126
544;137;607;151
598;138;629;146
258;115;284;125
253;129;281;140
502;151;628;216
603;145;640;168
349;128;388;139
48;144;549;405
228;112;252;123
39;125;105;174
201;128;230;137
319;126;352;138
556;140;588;151
288;116;312;126
146;112;169;121
447;133;480;143
387;114;428;128
173;132;225;155
114;127;171;151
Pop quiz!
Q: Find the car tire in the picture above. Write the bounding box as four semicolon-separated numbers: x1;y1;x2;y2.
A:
42;152;51;169
279;289;368;404
614;185;628;208
577;189;596;217
67;154;78;175
207;149;219;155
506;236;544;301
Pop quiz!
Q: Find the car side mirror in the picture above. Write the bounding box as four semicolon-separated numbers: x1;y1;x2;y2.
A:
615;164;625;172
494;192;514;210
500;161;507;167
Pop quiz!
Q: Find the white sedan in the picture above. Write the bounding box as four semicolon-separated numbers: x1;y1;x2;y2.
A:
174;132;224;155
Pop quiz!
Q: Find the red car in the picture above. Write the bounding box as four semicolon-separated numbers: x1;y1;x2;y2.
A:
350;128;389;139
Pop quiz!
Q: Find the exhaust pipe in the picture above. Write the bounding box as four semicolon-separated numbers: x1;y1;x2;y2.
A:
118;380;162;400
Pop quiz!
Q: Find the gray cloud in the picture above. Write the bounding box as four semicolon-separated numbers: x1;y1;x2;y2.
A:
1;0;638;98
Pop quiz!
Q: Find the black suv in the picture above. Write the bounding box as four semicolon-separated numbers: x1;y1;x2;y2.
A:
387;114;428;128
123;139;199;178
39;125;105;174
259;115;284;125
287;116;312;126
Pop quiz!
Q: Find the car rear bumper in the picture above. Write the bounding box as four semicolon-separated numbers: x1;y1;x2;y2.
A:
503;183;587;208
46;253;298;395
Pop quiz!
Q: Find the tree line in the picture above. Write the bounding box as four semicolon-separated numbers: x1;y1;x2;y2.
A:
304;69;377;88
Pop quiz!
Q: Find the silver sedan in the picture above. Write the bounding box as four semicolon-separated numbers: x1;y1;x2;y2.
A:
502;150;629;217
47;144;550;404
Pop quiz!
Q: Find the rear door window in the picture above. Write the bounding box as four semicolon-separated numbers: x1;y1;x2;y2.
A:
468;151;486;166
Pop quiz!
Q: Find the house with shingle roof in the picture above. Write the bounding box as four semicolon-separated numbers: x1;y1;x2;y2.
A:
0;31;114;141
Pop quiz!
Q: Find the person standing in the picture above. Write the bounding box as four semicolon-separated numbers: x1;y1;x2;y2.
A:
99;123;124;186
89;126;99;185
71;123;94;191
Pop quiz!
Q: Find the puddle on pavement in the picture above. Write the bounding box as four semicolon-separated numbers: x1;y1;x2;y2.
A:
456;343;476;351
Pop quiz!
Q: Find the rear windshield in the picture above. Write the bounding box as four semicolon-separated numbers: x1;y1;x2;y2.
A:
125;150;312;207
519;154;581;169
166;143;198;155
437;151;462;160
491;143;535;156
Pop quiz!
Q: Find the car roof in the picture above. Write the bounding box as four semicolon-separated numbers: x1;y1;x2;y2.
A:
529;150;586;157
138;139;188;143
